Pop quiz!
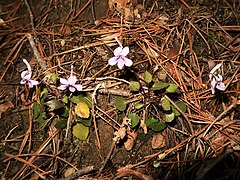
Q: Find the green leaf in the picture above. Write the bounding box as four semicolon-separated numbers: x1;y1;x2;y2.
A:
70;95;92;108
129;81;140;91
150;121;167;132
144;71;152;83
45;100;63;111
163;112;175;122
161;97;171;111
55;119;67;129
50;73;57;82
175;101;187;112
153;161;160;168
115;97;126;111
145;117;158;127
40;88;48;99
166;84;178;93
135;103;144;109
172;107;180;116
62;96;68;104
128;113;140;128
33;102;41;119
158;153;166;159
137;132;152;141
72;123;89;140
151;82;169;91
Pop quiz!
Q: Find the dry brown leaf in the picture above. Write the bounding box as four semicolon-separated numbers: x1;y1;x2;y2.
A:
151;133;166;149
124;131;137;151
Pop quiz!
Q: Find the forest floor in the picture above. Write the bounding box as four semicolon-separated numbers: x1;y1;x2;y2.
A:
0;0;240;179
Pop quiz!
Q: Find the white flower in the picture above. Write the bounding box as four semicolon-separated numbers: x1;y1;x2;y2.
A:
20;59;39;88
209;63;226;94
108;37;133;69
59;66;82;92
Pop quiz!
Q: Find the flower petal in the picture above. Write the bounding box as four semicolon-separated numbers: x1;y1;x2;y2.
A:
21;71;32;80
108;57;118;66
68;75;77;85
74;84;82;91
117;58;125;69
123;57;133;67
60;78;69;85
113;47;122;56
211;86;216;94
59;84;68;90
120;46;129;57
210;63;222;74
29;80;39;86
69;86;76;92
215;74;223;81
216;82;226;91
20;79;27;84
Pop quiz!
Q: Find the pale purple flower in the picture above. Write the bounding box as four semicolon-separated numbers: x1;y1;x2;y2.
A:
20;59;39;88
108;37;133;69
59;66;82;92
209;63;226;94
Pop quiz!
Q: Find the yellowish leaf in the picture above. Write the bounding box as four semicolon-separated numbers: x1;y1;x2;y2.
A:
75;102;90;118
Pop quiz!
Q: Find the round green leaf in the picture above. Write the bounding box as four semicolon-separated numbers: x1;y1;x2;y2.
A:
163;112;175;122
144;71;152;83
153;161;160;168
146;117;158;127
55;119;67;129
172;107;180;116
161;97;171;111
150;121;167;132
158;153;166;160
70;95;92;108
135;103;144;109
129;81;140;91
115;97;126;111
128;113;140;128
175;101;187;112
72;123;89;140
151;82;169;91
166;84;178;93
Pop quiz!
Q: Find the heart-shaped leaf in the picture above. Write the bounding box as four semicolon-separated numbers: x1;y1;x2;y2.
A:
128;113;140;128
150;121;167;132
163;112;175;122
72;123;89;140
75;102;90;118
55;119;67;129
166;84;178;93
129;81;140;91
151;82;169;91
161;97;171;111
144;71;152;83
115;97;126;111
33;102;41;119
135;103;144;109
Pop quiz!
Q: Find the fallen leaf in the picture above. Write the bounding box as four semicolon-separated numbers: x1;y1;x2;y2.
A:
75;102;90;118
151;133;166;149
124;131;137;151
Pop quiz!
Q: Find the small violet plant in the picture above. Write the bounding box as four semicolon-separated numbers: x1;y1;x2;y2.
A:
59;65;82;92
20;59;39;88
209;63;226;94
108;37;133;69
